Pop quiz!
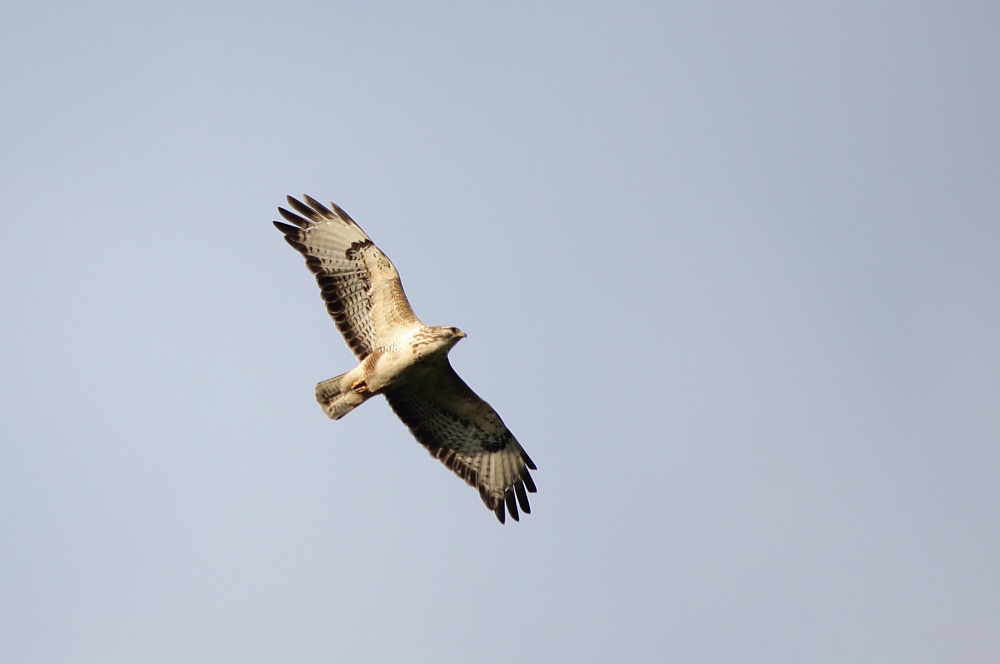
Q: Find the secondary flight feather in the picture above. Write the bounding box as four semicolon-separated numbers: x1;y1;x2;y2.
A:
273;196;536;523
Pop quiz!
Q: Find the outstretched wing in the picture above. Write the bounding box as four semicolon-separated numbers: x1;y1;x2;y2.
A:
384;359;537;524
273;195;422;359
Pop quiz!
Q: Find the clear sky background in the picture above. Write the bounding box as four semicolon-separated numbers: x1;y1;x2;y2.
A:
2;2;997;662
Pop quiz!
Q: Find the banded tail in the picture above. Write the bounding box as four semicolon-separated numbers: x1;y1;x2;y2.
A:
315;373;372;420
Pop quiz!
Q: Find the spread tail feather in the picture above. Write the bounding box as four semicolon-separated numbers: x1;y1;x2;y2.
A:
315;373;370;420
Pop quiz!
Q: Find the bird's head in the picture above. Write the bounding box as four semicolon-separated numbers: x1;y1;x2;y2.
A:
434;326;467;347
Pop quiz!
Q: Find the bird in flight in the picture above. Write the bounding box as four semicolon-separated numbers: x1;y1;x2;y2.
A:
274;196;536;523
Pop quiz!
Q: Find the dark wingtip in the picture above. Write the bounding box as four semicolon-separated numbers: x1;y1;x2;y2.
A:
331;201;356;223
302;194;333;216
493;501;506;524
505;488;520;522
521;449;537;471
277;206;309;227
521;468;537;494
273;220;300;236
286;195;318;219
515;482;531;515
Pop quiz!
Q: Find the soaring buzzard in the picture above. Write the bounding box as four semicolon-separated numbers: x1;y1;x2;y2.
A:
274;196;536;523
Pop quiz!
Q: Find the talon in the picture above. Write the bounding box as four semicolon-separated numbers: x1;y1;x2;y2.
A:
351;379;368;394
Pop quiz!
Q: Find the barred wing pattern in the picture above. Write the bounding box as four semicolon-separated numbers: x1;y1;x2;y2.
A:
384;359;536;524
274;195;538;523
274;195;421;359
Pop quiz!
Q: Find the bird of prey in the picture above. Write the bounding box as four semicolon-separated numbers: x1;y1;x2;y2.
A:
273;196;536;523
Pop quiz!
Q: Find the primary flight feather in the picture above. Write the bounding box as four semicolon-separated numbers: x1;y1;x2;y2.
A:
273;196;536;523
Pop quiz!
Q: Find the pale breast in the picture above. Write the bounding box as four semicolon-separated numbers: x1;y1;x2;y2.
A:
362;326;454;392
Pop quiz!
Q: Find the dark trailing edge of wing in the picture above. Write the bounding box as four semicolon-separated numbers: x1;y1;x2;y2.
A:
274;195;537;524
385;389;537;525
272;198;373;359
279;194;358;227
481;470;537;525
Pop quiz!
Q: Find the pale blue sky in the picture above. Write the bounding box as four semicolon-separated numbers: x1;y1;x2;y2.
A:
2;2;998;662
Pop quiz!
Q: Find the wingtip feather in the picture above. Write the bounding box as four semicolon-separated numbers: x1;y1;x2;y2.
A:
522;468;537;494
521;449;537;471
286;195;319;220
515;482;531;514
273;220;300;236
302;194;333;216
505;488;519;522
277;206;309;227
331;201;356;223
